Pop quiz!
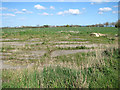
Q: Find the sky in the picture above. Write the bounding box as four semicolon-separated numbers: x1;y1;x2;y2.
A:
0;1;119;27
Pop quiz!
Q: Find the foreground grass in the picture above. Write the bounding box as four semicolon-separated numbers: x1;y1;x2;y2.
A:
2;48;119;88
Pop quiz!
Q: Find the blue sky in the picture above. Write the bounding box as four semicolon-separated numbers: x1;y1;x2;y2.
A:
1;2;118;27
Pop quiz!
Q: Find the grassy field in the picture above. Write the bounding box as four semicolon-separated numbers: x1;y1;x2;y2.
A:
1;27;119;88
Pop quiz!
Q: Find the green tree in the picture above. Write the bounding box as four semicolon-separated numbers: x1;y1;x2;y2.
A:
115;20;120;28
66;24;70;27
104;22;109;27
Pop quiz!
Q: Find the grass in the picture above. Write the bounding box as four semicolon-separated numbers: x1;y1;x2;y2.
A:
55;51;94;66
2;47;119;88
42;66;83;88
56;46;93;50
1;27;119;88
2;27;118;44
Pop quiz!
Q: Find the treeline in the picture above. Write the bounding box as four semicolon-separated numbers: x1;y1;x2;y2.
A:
2;21;120;29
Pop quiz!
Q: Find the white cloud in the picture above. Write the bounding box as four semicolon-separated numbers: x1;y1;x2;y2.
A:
26;11;33;14
59;0;64;2
9;9;18;12
0;7;7;11
113;5;118;8
99;7;112;12
90;0;112;5
113;5;120;8
34;4;46;10
57;11;64;15
15;9;33;14
82;8;86;10
112;11;120;14
90;0;111;2
0;7;18;12
98;11;103;14
22;9;27;12
39;12;53;16
0;13;15;16
98;7;112;14
90;2;103;5
57;9;81;15
42;12;49;15
50;6;55;10
15;11;24;14
50;14;53;15
90;2;94;5
68;9;81;15
112;11;117;14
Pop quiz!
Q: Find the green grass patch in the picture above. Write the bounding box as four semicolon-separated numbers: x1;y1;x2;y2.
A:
42;66;83;88
56;46;93;50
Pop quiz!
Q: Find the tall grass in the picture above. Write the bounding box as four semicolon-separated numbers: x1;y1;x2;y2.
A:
2;47;119;88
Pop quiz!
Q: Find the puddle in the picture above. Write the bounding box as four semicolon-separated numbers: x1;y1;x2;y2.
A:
51;49;94;57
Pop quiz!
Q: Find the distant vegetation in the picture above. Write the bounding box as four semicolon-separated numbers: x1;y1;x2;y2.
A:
115;20;120;28
2;21;119;29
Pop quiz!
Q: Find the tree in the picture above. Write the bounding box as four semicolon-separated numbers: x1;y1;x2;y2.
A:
98;23;104;27
115;20;120;28
95;24;99;27
109;22;115;27
43;25;49;28
66;24;70;27
104;22;109;27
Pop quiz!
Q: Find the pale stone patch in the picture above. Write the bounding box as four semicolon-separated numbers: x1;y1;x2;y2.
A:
71;38;87;40
50;41;89;44
1;42;43;46
1;61;34;69
0;38;20;41
51;49;95;57
58;31;79;33
2;50;47;60
90;33;107;37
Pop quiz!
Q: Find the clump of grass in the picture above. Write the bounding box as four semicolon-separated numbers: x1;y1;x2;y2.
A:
56;46;93;50
1;46;15;52
2;66;86;88
41;66;85;88
55;52;95;66
87;48;119;88
2;69;42;88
